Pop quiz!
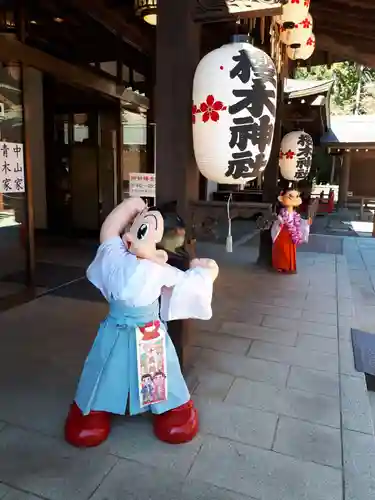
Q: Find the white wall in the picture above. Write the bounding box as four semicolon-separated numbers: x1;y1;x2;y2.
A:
23;68;47;229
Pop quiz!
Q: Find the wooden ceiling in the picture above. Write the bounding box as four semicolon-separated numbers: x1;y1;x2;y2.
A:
200;0;375;68
22;0;152;75
16;0;375;78
310;0;375;68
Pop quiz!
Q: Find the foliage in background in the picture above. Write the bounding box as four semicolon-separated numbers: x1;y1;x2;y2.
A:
295;62;375;115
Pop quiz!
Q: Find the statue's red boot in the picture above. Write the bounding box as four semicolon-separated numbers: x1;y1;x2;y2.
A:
64;402;111;448
153;399;198;444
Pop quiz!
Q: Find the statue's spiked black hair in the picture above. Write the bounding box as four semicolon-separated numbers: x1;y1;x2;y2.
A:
150;203;185;231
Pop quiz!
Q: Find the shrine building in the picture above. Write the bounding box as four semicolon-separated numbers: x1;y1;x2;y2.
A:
0;0;374;309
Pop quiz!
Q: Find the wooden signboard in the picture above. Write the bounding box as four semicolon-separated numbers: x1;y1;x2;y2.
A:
194;0;283;23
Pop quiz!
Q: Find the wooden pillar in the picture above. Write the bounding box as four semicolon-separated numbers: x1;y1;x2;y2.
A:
262;78;284;202
338;152;351;209
330;155;336;184
257;77;284;268
18;5;36;288
154;0;200;370
155;0;200;226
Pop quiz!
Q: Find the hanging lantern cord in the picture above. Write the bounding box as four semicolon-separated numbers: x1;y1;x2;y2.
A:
226;192;233;253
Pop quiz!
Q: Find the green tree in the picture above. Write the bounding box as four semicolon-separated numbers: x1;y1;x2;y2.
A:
294;62;375;115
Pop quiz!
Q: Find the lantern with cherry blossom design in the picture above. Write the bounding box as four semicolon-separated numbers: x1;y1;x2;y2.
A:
287;33;316;61
280;14;313;48
277;0;311;29
279;131;314;181
192;35;277;184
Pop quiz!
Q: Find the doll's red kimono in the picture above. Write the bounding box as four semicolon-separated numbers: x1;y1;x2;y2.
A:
271;189;311;274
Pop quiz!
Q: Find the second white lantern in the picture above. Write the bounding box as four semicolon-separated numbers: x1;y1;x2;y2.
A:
279;131;314;181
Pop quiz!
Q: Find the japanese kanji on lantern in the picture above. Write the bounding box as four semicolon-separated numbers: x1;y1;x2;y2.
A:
277;0;311;29
280;14;313;48
192;35;277;185
279;131;313;181
287;33;316;61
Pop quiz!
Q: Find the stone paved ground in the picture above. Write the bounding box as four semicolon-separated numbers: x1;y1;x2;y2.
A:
0;243;374;500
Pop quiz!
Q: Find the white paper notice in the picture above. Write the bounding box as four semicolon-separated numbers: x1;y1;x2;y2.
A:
0;141;25;194
129;173;156;198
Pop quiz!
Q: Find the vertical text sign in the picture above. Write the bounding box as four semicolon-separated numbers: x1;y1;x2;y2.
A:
0;142;25;194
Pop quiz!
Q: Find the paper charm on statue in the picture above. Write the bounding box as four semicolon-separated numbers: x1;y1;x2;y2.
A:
279;131;313;182
137;321;168;407
192;36;277;185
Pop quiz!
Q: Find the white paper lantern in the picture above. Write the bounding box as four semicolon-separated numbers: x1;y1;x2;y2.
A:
192;38;277;184
280;14;313;47
277;0;310;28
279;131;313;181
287;33;316;61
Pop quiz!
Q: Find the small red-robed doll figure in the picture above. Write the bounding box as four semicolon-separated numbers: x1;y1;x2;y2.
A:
271;189;312;274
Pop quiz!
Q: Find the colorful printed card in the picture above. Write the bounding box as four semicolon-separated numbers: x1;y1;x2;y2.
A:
136;320;168;408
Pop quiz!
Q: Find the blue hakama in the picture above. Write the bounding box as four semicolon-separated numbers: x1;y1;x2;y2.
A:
73;237;213;416
75;301;189;416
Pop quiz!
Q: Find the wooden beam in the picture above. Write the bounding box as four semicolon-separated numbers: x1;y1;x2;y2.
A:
337;0;375;8
283;116;315;122
27;26;113;64
37;0;83;27
25;3;151;74
238;7;283;19
316;33;375;67
66;0;152;54
316;23;375;43
0;35;149;110
194;0;282;23
316;31;375;55
28;23;150;75
314;11;375;34
312;1;375;22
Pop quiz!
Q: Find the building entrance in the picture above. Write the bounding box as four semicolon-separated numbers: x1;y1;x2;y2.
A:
0;67;149;307
43;77;121;238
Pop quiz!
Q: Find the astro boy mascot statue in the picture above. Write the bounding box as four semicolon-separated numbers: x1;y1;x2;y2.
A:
64;197;218;447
